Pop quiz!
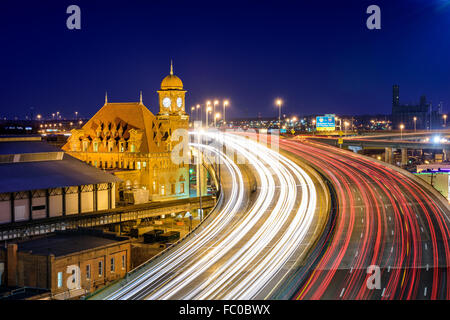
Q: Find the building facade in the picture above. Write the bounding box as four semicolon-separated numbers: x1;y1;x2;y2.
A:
4;229;131;299
63;63;190;203
391;84;444;130
0;137;120;228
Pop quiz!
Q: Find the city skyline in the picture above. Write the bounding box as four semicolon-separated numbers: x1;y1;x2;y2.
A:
1;0;450;119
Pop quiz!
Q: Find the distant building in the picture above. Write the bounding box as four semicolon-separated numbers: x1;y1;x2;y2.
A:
63;62;190;203
391;84;443;130
0;136;120;228
2;229;131;299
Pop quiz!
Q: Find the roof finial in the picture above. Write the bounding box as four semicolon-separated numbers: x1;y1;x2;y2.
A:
139;91;143;104
170;59;173;75
105;91;108;105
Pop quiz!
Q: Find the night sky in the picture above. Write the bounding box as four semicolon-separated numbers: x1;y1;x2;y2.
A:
1;0;450;120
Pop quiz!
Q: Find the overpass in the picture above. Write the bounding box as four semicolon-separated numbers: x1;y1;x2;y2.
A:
0;195;216;241
305;132;450;166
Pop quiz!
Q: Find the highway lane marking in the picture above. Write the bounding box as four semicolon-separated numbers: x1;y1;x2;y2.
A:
360;232;363;238
424;287;428;297
388;266;391;272
391;230;394;235
381;288;386;297
426;264;429;271
361;218;364;223
339;288;345;298
390;247;394;253
389;216;391;221
355;251;358;257
350;267;353;273
420;227;424;233
425;243;428;250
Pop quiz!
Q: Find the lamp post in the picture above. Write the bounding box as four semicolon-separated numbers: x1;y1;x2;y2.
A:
312;119;316;135
191;106;195;122
344;121;349;136
213;100;219;125
206;105;212;129
276;99;282;127
223;100;229;127
206;101;211;128
444;114;447;128
214;113;221;127
400;124;404;140
413;116;417;132
196;104;201;126
75;111;78;120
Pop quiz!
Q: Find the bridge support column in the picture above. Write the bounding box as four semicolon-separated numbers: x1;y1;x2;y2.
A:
401;148;408;166
444;149;450;162
384;147;393;164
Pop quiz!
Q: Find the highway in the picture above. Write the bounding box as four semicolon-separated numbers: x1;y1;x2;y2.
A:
91;131;328;300
271;137;450;300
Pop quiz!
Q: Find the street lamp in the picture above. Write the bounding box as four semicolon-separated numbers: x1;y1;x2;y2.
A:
191;106;195;122
206;101;211;127
413;116;417;132
196;104;201;125
223;100;229;126
444;114;447;128
213;100;219;121
206;105;212;128
214;113;221;127
344;121;349;135
400;124;404;140
276;99;283;126
312;119;316;135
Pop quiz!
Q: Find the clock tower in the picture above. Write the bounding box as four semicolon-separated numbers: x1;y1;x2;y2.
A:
157;61;187;116
156;61;189;151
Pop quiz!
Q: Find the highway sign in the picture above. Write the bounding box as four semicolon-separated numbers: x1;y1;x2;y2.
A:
316;115;336;131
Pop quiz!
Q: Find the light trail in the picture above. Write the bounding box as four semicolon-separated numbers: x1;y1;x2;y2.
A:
273;138;450;300
99;131;319;300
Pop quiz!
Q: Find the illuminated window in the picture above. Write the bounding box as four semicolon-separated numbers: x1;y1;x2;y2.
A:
143;162;147;168
111;257;115;273
137;161;141;170
98;261;103;277
93;142;98;152
153;181;156;193
82;141;88;152
131;144;136;153
57;272;63;288
161;185;165;195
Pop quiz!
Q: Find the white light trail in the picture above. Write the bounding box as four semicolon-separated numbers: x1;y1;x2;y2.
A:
102;131;318;300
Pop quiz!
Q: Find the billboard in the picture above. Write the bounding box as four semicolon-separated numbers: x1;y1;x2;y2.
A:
316;115;336;131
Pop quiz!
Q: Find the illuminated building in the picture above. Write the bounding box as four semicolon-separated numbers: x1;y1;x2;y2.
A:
63;62;190;202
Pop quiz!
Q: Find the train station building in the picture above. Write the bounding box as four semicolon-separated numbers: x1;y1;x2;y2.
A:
62;63;190;203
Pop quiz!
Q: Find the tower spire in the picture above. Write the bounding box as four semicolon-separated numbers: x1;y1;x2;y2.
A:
139;91;143;104
105;91;108;105
170;59;173;75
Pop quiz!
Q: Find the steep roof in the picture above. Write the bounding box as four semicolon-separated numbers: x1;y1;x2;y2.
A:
65;102;162;153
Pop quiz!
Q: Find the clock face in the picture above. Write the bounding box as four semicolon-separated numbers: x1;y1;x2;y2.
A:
176;97;183;108
162;97;171;108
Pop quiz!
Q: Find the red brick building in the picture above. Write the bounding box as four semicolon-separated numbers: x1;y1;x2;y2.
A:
4;229;131;299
